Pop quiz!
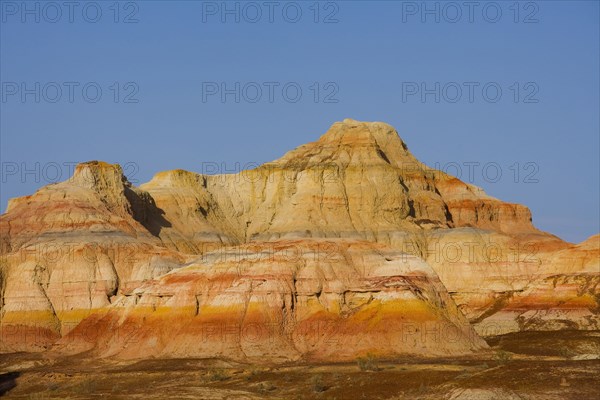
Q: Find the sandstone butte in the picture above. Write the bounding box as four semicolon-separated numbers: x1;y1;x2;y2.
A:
0;119;598;363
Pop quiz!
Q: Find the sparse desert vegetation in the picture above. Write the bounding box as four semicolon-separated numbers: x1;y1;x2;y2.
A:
356;353;380;372
1;331;599;399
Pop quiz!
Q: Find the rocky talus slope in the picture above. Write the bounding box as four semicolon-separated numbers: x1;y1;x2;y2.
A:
0;119;597;360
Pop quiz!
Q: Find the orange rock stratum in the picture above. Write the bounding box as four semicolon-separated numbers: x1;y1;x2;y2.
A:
0;119;598;362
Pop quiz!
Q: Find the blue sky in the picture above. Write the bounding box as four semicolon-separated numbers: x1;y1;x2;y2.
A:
1;1;598;243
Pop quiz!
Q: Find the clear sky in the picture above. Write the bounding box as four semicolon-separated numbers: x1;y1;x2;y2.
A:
1;1;598;243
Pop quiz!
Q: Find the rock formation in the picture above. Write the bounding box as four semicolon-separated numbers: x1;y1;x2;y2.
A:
0;119;598;360
57;240;486;362
0;162;188;351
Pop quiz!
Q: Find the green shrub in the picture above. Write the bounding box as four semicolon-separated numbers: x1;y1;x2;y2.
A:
311;374;326;393
494;350;513;364
207;368;228;381
558;347;576;359
356;353;380;371
258;382;276;393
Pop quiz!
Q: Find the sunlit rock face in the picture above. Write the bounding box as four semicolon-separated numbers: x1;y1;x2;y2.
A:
139;119;597;335
1;119;597;357
57;240;487;362
0;162;188;351
142;119;539;247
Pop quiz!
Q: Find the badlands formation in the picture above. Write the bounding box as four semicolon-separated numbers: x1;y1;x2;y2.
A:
0;119;598;363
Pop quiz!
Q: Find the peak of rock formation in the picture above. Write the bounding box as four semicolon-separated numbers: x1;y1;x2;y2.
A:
1;120;598;359
143;119;538;251
0;161;188;351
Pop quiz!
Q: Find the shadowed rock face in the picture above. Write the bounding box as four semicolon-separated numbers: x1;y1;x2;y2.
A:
0;119;598;359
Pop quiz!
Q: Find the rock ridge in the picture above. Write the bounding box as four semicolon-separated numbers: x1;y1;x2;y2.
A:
0;119;597;358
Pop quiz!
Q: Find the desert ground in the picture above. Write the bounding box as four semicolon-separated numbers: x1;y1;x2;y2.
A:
1;331;598;400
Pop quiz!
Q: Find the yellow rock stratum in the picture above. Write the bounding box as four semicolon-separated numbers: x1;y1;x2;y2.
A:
1;120;597;360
